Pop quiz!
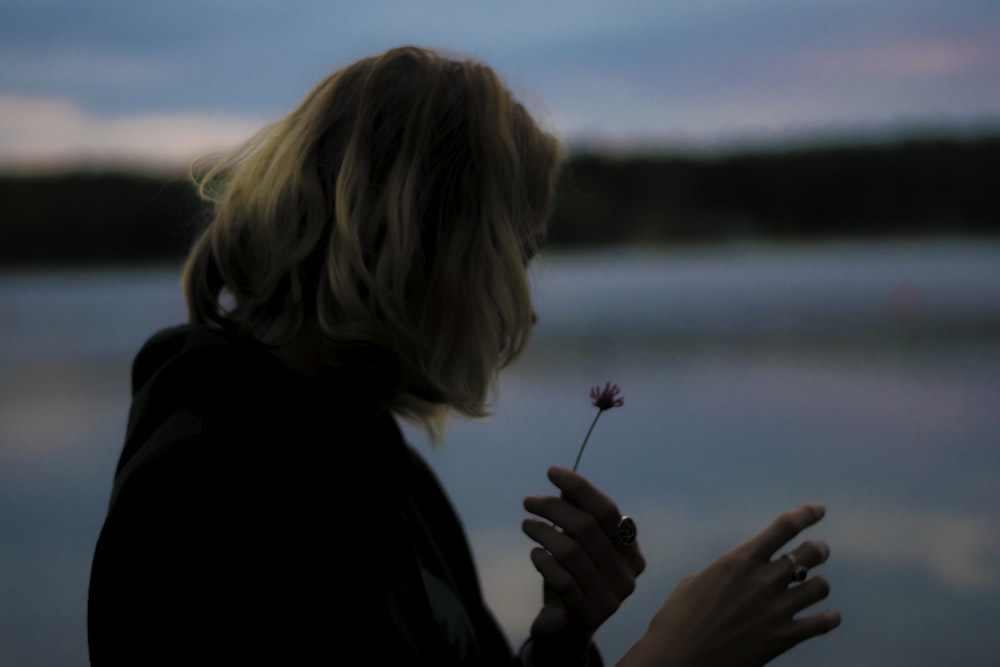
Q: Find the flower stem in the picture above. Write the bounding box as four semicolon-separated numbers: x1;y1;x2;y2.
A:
573;409;603;472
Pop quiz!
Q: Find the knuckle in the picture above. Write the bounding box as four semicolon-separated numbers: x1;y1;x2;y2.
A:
720;551;750;574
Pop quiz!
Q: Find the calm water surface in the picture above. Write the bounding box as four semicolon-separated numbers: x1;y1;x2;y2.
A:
2;241;998;666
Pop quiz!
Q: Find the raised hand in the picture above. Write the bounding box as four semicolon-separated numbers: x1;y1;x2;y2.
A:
619;503;840;667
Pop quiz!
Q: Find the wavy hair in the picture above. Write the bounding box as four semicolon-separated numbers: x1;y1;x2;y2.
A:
182;46;563;430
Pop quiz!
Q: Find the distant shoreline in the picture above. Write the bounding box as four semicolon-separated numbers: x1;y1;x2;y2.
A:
2;134;998;268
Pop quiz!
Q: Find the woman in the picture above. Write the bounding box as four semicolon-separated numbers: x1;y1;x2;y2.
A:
88;46;839;665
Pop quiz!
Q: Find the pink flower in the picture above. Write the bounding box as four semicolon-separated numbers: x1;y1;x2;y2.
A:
573;382;624;472
590;381;624;411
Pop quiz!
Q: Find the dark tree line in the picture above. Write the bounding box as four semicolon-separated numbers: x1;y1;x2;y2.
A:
550;135;1000;246
2;135;998;268
1;171;204;267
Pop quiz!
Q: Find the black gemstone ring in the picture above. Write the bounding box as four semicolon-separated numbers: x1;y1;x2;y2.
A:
614;515;637;545
782;552;809;582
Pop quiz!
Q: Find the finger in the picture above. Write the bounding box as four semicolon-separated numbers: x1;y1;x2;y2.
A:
545;467;645;569
744;504;826;559
547;467;619;527
770;540;831;585
779;575;832;617
778;608;842;649
528;547;587;606
532;599;570;638
524;493;644;581
522;518;625;609
792;540;831;569
523;519;635;614
522;517;602;581
528;547;605;628
524;494;620;564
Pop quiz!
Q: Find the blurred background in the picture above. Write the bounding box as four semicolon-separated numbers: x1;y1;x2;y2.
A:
2;1;999;665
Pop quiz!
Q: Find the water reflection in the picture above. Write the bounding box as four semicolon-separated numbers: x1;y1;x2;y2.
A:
2;242;999;666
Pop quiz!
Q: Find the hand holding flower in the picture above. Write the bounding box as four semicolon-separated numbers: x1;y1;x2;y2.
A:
520;382;636;665
522;466;646;665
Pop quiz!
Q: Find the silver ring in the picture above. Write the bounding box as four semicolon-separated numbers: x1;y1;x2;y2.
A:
613;515;637;545
782;552;808;582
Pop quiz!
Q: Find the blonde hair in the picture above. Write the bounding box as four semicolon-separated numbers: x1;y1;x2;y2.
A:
182;46;563;429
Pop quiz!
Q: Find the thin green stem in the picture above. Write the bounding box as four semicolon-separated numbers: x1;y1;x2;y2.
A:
573;409;603;472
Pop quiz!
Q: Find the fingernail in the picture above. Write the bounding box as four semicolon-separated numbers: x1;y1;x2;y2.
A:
811;503;826;518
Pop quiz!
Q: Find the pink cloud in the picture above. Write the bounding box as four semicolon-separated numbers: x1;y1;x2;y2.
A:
804;37;998;80
0;95;265;168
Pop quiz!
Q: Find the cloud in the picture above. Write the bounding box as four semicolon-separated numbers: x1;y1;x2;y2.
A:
0;95;265;168
826;506;1000;589
2;1;1000;160
799;37;1000;80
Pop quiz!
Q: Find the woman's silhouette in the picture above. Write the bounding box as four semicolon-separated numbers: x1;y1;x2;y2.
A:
88;46;839;666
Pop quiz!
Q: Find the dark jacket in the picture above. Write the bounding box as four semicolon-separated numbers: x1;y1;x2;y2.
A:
87;324;518;665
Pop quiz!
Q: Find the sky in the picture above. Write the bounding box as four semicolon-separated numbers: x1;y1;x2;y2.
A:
1;0;999;167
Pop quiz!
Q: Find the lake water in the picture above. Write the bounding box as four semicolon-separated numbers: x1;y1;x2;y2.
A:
1;240;999;666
